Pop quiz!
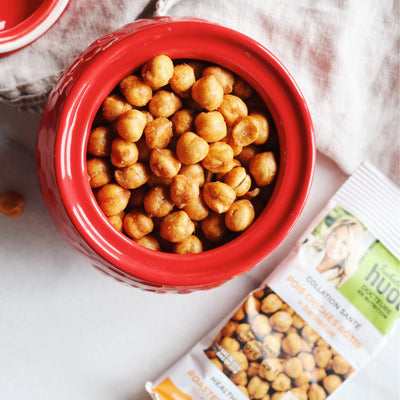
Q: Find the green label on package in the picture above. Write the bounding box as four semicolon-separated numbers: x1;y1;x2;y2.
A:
339;241;400;335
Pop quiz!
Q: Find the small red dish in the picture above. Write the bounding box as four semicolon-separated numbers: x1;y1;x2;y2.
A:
36;17;315;293
0;0;70;56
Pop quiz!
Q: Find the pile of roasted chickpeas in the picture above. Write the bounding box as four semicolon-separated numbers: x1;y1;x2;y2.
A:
86;54;278;254
205;286;354;400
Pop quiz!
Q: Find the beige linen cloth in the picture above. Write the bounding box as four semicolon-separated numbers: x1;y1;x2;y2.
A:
0;0;398;183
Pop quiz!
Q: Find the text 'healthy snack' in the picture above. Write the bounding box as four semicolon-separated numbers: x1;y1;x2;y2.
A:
86;55;279;254
146;162;400;399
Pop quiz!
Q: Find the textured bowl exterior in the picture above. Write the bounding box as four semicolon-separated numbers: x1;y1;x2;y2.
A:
36;17;315;292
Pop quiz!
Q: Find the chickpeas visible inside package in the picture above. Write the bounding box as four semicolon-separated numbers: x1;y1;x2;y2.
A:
146;162;400;400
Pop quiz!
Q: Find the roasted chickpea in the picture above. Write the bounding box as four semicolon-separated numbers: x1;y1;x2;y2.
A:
96;183;130;216
149;90;183;118
87;126;112;157
87;158;112;188
323;375;342;394
298;352;316;372
221;336;241;353
313;346;332;369
250;113;270;145
202;142;234;174
134;234;161;251
143;185;174;217
223;166;251;196
292;313;306;330
285;357;304;379
308;384;327;400
237;144;259;167
141;54;174;90
116;109;148;142
119;75;152;107
0;191;24;217
230;371;248;386
150;149;181;179
271;373;291;392
159;210;195;242
222;320;238;338
191;75;224;111
270;311;293;333
247;362;260;378
282;332;303;356
261;293;283;314
236;323;255;343
332;355;352;375
221;133;243;156
225;199;255;232
217;94;248;126
301;325;320;344
202;65;235;94
194;111;227;143
262;334;282;357
231;116;259;147
201;212;228;242
249;151;277;186
313;368;327;382
114;162;150;189
247;376;269;399
110;138;138;168
290;388;308;400
173;235;203;254
176;131;209;164
107;211;125;232
183;192;209;221
180;164;205;187
170;174;199;208
232;306;246;322
203;181;236;214
124;209;154;240
141;110;154;124
102;93;132;122
259;358;283;381
144;117;173;150
170;108;195;135
231;351;249;371
294;371;312;388
244;295;260;316
232;75;254;99
170;63;196;98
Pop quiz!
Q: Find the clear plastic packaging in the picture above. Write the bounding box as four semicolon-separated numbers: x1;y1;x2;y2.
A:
146;162;400;400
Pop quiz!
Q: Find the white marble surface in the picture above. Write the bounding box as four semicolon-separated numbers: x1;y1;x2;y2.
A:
0;103;399;399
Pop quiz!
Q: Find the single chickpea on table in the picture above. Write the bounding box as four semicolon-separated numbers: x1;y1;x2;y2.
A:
87;54;279;254
0;191;25;217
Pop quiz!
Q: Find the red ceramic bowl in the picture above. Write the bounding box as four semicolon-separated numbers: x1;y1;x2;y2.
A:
36;17;315;293
0;0;70;56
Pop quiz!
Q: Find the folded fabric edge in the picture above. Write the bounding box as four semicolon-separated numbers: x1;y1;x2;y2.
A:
0;74;59;112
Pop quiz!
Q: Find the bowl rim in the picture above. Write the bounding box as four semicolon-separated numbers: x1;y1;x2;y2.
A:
0;0;70;55
47;17;315;288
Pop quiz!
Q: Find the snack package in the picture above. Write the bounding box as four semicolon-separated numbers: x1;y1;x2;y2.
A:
146;162;400;400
